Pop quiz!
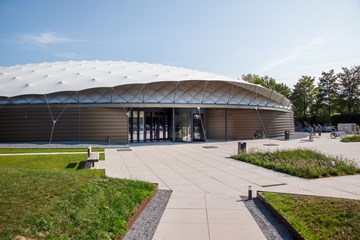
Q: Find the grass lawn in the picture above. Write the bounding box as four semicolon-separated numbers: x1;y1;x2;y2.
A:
233;148;360;178
0;152;156;239
0;148;105;154
0;148;105;161
261;192;360;240
341;135;360;142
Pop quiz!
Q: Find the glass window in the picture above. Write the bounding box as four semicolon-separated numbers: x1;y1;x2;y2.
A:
132;111;138;142
175;112;191;142
139;111;144;142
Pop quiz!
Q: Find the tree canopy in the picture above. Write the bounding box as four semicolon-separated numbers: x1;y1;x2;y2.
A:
242;74;292;98
338;66;360;112
242;65;360;124
290;76;317;119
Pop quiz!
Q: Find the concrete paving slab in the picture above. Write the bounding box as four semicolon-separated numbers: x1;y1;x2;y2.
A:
105;135;360;239
207;209;255;224
160;209;207;224
208;224;266;240
153;223;209;240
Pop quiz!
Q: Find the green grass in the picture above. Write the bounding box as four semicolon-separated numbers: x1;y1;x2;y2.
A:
0;151;156;239
0;148;104;154
233;148;360;178
262;192;360;240
0;154;93;171
341;135;360;142
0;148;105;161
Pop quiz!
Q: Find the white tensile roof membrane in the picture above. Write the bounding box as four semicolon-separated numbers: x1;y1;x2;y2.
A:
0;60;291;108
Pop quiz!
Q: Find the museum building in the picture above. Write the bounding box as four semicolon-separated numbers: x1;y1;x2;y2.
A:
0;61;294;143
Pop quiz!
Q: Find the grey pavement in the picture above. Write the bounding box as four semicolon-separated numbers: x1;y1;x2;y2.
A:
102;133;360;240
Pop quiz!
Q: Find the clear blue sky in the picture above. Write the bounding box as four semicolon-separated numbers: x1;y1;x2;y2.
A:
1;0;359;87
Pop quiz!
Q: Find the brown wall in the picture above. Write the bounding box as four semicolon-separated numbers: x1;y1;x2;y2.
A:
0;106;128;143
206;109;226;139
207;108;294;139
0;105;294;143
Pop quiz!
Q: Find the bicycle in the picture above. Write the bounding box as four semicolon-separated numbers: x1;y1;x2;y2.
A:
254;130;265;139
330;131;347;139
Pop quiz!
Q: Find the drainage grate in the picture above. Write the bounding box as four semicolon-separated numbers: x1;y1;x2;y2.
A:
202;146;218;149
260;183;287;188
117;148;132;151
263;143;279;146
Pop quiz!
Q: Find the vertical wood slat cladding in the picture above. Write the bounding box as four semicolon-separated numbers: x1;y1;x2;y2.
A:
207;109;294;139
0;107;128;143
207;109;226;139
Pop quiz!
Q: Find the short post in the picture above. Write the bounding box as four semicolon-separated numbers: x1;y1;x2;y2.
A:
248;185;252;200
87;145;92;158
238;142;246;154
285;130;290;140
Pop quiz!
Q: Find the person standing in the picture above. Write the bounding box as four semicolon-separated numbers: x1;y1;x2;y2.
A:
308;125;313;141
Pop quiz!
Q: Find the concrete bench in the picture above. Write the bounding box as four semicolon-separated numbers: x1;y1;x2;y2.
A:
86;146;99;168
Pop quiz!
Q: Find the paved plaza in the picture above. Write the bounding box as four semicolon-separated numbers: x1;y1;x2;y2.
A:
103;133;360;240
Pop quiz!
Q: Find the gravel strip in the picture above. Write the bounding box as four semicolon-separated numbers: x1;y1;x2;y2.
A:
124;189;172;240
244;198;293;240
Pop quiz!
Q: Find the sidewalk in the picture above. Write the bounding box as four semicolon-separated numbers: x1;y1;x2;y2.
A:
104;133;360;240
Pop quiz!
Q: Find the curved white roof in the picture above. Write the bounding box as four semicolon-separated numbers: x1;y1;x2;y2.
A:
0;60;238;97
0;60;291;109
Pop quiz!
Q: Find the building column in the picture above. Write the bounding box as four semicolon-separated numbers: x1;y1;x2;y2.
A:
225;108;228;141
172;107;175;143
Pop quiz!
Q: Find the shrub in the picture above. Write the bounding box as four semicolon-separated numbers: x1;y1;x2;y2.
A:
233;148;360;178
341;135;360;142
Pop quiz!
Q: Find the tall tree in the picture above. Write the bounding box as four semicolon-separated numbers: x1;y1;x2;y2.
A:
338;66;360;112
290;76;317;119
316;69;339;115
242;74;292;98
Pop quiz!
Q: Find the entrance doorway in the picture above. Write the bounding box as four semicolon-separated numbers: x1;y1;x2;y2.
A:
129;108;206;143
130;109;170;143
145;111;169;142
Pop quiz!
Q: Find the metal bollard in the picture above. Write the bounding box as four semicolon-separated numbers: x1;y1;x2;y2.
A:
87;145;92;157
248;186;252;200
238;142;246;154
285;130;290;140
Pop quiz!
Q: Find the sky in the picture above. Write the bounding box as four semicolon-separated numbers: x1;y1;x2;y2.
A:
0;0;359;87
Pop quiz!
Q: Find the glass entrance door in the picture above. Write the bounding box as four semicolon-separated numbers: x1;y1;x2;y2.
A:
130;110;145;143
193;113;205;141
145;112;152;141
175;112;191;142
143;110;170;142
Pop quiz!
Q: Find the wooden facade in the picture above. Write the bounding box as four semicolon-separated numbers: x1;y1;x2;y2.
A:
0;106;128;142
0;105;294;143
206;108;294;139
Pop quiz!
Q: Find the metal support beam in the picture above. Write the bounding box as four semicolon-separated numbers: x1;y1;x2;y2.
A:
172;107;175;143
225;108;228;141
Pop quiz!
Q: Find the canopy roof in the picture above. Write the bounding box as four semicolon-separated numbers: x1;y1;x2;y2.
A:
0;61;291;108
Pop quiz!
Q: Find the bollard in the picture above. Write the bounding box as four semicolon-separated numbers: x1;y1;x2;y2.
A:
238;142;246;154
248;186;252;200
87;145;92;157
285;130;290;140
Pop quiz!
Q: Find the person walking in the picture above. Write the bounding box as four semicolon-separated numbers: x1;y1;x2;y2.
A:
308;125;313;141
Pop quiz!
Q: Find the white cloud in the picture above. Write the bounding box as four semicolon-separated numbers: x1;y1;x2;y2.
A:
23;32;72;44
264;36;324;71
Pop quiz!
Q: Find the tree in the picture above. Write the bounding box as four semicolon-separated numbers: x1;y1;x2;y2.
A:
338;66;360;112
290;76;317;119
242;74;292;99
316;69;339;116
